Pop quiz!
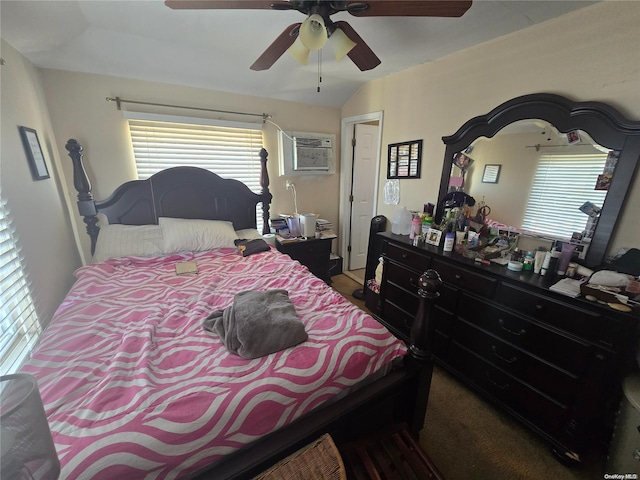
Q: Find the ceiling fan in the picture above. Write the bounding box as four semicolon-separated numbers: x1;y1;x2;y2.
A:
164;1;473;72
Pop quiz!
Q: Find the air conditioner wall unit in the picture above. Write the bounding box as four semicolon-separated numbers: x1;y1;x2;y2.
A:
278;130;336;176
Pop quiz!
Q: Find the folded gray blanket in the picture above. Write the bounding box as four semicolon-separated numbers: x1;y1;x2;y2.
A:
203;289;308;359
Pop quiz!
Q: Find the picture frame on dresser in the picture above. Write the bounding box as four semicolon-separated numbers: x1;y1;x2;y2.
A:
19;126;50;180
425;228;442;246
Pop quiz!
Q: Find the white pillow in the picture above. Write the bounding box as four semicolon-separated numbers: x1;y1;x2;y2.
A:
159;217;238;253
93;224;164;262
235;228;264;241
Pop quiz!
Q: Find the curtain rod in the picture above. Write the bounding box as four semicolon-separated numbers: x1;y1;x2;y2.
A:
526;144;574;151
105;96;270;122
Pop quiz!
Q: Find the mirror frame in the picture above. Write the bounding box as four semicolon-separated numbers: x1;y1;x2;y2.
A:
436;93;640;268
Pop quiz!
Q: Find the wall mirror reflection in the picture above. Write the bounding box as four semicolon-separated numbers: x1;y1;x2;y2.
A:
447;119;617;243
436;93;640;268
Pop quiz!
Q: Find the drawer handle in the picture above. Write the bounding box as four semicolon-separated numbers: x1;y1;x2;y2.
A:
402;253;409;259
409;277;417;288
492;345;517;364
535;304;545;311
486;371;510;390
455;274;463;280
498;319;526;336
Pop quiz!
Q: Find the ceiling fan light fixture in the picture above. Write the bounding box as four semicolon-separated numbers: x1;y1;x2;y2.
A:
299;14;328;50
329;27;356;61
287;36;310;65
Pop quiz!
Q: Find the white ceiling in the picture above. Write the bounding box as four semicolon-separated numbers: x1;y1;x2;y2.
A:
1;1;597;108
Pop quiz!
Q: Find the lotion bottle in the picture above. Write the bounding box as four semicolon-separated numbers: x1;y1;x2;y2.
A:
540;249;552;276
557;243;577;276
443;232;455;252
547;248;561;277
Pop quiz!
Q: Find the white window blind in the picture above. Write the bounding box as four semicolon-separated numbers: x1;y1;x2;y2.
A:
522;153;608;239
127;114;265;231
1;195;41;375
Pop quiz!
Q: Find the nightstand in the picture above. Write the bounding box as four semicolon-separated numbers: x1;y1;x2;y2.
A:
276;237;332;284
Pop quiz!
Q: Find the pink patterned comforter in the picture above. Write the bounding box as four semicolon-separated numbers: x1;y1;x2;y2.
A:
21;247;407;479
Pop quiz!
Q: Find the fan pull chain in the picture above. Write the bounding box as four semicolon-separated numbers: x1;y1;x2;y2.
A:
317;50;322;93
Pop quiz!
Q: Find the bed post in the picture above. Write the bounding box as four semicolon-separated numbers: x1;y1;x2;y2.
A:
407;269;442;434
65;139;100;255
259;148;272;234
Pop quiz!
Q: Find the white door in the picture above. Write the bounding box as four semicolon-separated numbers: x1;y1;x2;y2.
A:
349;123;379;270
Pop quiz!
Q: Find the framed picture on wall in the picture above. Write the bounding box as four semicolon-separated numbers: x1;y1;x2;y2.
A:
482;164;501;183
387;140;422;179
19;126;50;180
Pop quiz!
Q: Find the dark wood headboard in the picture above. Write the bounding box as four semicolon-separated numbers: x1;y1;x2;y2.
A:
65;139;272;255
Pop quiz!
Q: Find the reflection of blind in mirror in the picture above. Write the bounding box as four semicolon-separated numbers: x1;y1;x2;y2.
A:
522;154;608;239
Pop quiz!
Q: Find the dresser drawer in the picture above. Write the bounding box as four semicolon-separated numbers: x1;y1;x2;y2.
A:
496;282;607;345
385;261;426;295
385;280;419;313
454;318;578;405
385;261;459;313
381;301;451;356
431;258;497;298
280;239;331;258
448;342;568;435
384;242;431;272
365;289;381;316
434;282;459;313
381;300;413;337
457;293;591;376
432;331;450;359
383;282;454;341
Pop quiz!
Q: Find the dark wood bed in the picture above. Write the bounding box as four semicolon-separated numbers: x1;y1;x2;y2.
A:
66;139;273;256
64;138;439;479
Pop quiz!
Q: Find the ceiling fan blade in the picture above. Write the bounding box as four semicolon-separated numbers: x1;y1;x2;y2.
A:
335;21;380;71
165;0;278;10
250;23;301;71
348;1;472;17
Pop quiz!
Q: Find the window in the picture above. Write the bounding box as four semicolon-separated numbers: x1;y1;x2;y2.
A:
126;113;265;231
1;194;41;375
522;153;608;239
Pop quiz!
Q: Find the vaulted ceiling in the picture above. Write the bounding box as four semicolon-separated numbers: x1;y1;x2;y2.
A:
1;1;597;108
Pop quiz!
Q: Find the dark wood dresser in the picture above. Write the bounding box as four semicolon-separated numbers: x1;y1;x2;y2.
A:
367;231;639;462
276;237;332;284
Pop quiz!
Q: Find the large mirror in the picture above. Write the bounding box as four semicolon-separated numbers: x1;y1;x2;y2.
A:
448;121;613;239
435;94;640;268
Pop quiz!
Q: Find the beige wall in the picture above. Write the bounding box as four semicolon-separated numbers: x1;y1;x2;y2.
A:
0;40;81;327
465;132;603;229
464;133;539;228
39;70;342;261
342;1;640;257
3;1;639;306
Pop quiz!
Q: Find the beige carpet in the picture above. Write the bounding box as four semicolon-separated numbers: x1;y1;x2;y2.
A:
423;366;605;479
331;273;607;480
